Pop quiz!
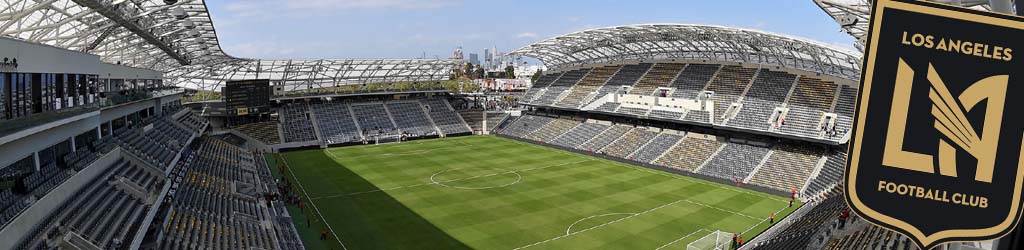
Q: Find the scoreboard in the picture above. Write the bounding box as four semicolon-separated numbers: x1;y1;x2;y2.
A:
223;79;270;117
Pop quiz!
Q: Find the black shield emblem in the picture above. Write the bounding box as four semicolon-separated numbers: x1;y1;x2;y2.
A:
846;0;1024;249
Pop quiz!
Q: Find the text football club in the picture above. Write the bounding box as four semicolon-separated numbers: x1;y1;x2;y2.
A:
846;0;1024;249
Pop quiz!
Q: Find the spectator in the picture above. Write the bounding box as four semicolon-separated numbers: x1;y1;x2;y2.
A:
321;230;328;240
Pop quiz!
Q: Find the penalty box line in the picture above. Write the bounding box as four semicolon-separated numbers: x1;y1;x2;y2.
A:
654;228;713;250
513;199;764;250
309;159;594;200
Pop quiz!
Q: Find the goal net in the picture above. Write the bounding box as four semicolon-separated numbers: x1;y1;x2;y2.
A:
687;230;733;250
372;134;402;145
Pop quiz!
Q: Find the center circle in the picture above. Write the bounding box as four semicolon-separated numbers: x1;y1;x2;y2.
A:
429;167;522;190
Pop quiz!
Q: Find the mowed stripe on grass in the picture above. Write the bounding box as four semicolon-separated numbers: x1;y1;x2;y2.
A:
280;136;798;249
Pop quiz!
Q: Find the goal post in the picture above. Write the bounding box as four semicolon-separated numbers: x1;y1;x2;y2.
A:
372;134;403;145
687;230;733;250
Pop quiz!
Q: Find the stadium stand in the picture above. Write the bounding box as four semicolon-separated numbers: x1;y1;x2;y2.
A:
697;142;770;181
500;114;837;197
593;102;621;113
631;133;684;163
804;151;847;197
519;62;858;143
751;192;847;250
423;99;473;135
114;115;202;170
280;103;319;143
175;112;208;132
649;109;685;120
833;86;858;136
823;225;905;250
779;77;838;138
578;124;631;152
527;118;581;142
387;102;438;137
617;106;649;117
556;66;621;108
522;72;563;103
234;121;282;145
588;63;652;104
483;112;510;134
351;103;398;135
682;109;711;124
748;144;824;192
311;102;362;143
670;64;720;99
727;69;796;131
706;65;758;125
154;137;286;250
15;159;165;250
458;109;485;133
499;115;555;138
532;69;590;106
549;122;611;149
652;136;722;172
599;128;658;159
629;63;686;96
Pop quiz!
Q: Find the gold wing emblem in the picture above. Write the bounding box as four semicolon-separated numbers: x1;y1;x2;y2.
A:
927;63;981;153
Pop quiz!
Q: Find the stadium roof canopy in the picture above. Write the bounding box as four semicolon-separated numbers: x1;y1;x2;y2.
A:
508;24;863;80
814;0;1014;49
0;0;460;92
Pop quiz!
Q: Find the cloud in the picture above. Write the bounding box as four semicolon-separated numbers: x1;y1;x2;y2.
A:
567;16;581;22
755;21;768;28
516;32;539;39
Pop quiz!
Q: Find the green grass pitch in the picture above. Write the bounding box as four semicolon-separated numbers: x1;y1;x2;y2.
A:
270;135;800;250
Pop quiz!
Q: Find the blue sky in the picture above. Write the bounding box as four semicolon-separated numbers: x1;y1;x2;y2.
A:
206;0;855;60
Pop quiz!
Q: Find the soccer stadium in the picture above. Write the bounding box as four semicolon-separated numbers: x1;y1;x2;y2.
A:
0;0;1014;250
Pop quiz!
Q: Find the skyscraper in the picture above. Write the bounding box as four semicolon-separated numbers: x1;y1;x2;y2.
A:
469;53;480;65
484;48;492;69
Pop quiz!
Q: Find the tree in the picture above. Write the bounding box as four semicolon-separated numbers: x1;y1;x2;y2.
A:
474;67;485;79
464;63;475;79
531;69;543;82
504;65;516;79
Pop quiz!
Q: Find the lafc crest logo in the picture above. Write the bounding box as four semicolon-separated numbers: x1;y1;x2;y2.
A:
883;58;1007;185
846;0;1024;249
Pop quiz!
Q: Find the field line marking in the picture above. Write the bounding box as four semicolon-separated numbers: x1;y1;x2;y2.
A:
329;136;475;158
310;159;593;200
512;199;686;250
654;228;713;250
504;138;789;203
739;203;793;236
328;144;474;159
430;167;523;190
280;155;349;250
565;213;636;235
680;200;761;220
514;198;762;250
